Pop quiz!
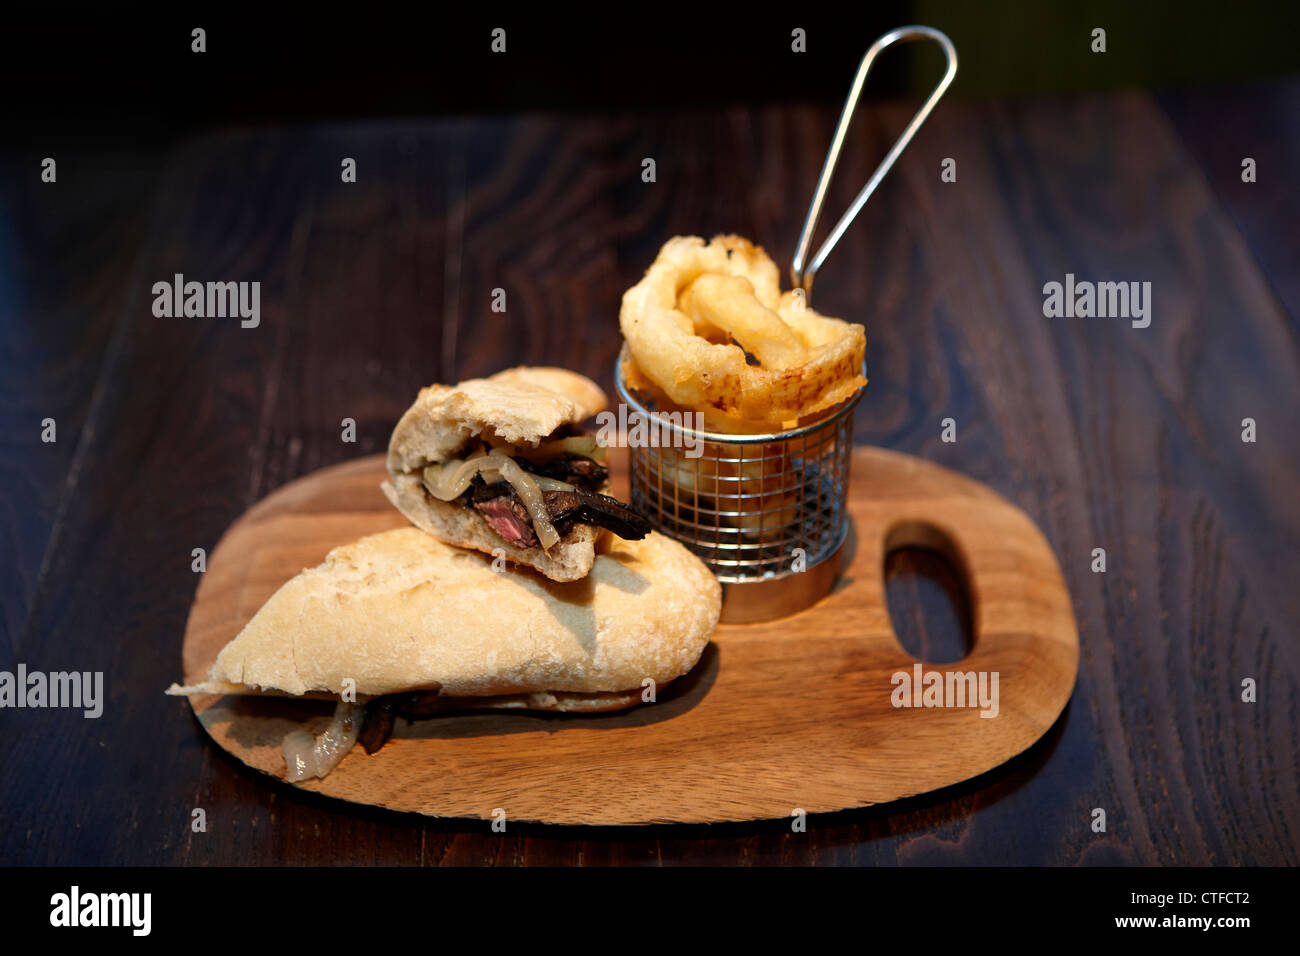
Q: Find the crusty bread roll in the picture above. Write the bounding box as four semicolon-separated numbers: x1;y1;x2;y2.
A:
383;366;615;581
386;366;607;474
168;527;721;709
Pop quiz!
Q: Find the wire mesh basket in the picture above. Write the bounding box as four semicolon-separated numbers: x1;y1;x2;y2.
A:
615;354;865;621
611;25;954;621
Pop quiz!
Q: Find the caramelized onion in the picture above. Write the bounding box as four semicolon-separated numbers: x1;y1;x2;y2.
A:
495;456;560;550
422;449;489;501
420;451;574;551
530;475;577;492
531;435;606;463
283;702;362;781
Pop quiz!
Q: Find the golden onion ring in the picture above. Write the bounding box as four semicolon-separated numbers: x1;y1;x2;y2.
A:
680;274;809;369
619;235;866;427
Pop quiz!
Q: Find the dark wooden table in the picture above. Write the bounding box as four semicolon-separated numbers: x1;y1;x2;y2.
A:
2;81;1297;865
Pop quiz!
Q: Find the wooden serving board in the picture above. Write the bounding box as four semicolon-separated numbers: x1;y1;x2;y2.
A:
181;447;1078;825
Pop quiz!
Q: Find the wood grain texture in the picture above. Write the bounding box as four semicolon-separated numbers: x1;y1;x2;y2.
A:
180;449;1076;824
2;84;1296;864
0;148;163;659
1158;82;1300;330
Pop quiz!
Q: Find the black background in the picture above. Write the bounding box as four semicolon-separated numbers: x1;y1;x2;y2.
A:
5;0;1299;144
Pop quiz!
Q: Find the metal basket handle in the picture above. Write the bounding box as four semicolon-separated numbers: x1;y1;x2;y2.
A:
791;26;958;301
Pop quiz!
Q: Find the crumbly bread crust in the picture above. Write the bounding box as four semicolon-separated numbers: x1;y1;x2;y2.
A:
382;473;601;582
168;527;720;700
386;366;607;476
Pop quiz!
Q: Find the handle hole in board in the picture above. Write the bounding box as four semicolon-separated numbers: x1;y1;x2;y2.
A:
883;521;973;665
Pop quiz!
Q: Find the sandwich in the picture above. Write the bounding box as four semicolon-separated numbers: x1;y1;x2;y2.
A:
169;527;721;780
383;366;651;582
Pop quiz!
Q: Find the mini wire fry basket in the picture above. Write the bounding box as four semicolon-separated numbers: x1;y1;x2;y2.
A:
617;27;956;622
616;354;864;622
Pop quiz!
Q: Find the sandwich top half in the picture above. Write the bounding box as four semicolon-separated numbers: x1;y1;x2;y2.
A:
382;366;650;582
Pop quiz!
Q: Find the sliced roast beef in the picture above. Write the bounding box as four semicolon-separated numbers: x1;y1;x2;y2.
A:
427;452;651;550
473;494;539;549
466;477;650;546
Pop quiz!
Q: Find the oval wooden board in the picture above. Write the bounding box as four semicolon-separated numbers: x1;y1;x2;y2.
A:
181;447;1078;825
